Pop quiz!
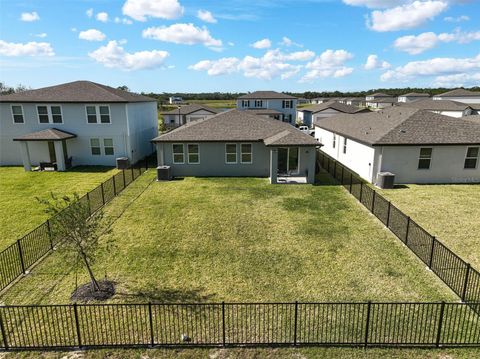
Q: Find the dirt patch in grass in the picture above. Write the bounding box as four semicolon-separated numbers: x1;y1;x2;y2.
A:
71;279;115;302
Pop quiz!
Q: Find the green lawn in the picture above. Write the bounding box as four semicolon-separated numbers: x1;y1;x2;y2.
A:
377;184;480;269
0;166;118;247
0;170;455;305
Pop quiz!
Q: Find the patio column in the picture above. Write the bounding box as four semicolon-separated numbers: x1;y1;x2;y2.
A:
157;143;165;166
54;141;66;171
19;141;32;172
269;148;278;184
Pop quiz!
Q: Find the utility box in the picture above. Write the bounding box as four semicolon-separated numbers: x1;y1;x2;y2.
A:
377;172;395;189
116;157;130;170
157;166;172;181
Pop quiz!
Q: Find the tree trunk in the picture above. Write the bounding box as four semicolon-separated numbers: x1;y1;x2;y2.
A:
81;252;100;291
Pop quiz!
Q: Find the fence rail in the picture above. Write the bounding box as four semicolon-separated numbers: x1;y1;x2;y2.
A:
0;155;155;293
317;151;480;305
0;301;478;350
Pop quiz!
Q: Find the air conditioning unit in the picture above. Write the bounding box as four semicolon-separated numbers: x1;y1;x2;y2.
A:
377;172;395;189
116;157;130;170
157;166;172;181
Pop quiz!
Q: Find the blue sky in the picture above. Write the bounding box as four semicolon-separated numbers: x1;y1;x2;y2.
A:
1;0;479;92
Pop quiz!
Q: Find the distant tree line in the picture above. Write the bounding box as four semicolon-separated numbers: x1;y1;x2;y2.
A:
0;82;31;95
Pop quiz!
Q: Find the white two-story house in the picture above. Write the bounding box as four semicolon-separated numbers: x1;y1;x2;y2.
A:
236;91;297;125
0;81;158;171
433;89;480;104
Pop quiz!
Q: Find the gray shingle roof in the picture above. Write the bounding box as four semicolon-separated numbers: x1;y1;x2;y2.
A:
238;91;297;100
366;97;398;104
0;81;156;103
245;109;283;115
300;101;369;114
367;92;392;98
435;89;480;97
400;92;430;97
400;99;472;111
153;109;319;147
161;104;219;115
13;128;76;141
314;107;480;146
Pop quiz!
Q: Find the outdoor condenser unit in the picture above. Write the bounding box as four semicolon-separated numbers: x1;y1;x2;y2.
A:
116;157;130;170
157;165;172;181
377;172;395;189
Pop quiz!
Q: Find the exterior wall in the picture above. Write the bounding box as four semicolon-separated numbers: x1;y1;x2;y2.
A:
312;108;341;121
297;110;312;127
236;99;297;125
366;101;395;109
0;102;155;167
429;109;469;118
163;110;216;126
433;96;480;104
398;96;429;103
126;102;158;163
379;145;480;184
315;127;377;182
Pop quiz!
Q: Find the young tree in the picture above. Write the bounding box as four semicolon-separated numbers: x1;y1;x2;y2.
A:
38;193;106;291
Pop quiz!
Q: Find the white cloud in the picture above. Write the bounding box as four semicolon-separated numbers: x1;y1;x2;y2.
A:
364;54;391;70
283;50;315;61
143;23;222;47
197;10;217;23
86;8;94;18
96;12;109;22
122;0;184;21
444;15;469;22
0;40;54;57
34;33;47;38
251;38;271;49
380;53;480;82
114;17;133;24
89;40;169;70
343;0;408;8
280;36;302;47
394;30;480;54
20;11;40;22
79;29;106;41
301;49;354;82
367;1;448;32
189;57;239;75
433;72;480;87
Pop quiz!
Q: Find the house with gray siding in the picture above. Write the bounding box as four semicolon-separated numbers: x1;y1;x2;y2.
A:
297;101;370;127
0;81;157;171
236;91;297;125
433;89;480;104
153;109;320;184
162;104;219;128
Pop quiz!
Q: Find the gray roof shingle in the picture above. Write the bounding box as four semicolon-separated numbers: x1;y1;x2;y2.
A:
400;92;430;97
435;89;480;97
161;104;219;115
314;107;480;146
0;81;156;103
299;101;369;114
238;91;297;100
153;109;319;147
400;99;472;111
13;128;76;141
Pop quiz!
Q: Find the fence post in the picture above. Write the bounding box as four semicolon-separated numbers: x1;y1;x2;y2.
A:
46;219;54;250
428;237;436;269
405;216;410;245
364;302;372;348
371;190;376;213
222;302;226;347
131;167;134;181
17;240;26;274
435;302;445;347
293;301;298;346
461;264;471;302
112;176;117;196
73;303;82;348
333;160;336;178
359;183;364;203
341;166;344;185
349;173;353;193
386;202;391;228
100;182;105;205
122;170;126;188
148;302;154;346
0;307;8;351
86;192;91;216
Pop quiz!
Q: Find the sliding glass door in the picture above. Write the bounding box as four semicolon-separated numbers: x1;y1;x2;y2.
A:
278;147;299;175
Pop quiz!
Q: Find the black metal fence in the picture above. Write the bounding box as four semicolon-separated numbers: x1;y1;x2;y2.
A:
0;155;155;293
317;151;480;304
0;301;478;350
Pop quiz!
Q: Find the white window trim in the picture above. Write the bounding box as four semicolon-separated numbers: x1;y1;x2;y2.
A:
90;138;101;156
11;104;24;124
85;104;111;124
187;143;200;164
37;104;64;124
103;138;115;156
418;147;433;170
464;146;479;170
172;143;185;164
240;143;253;164
225;143;238;164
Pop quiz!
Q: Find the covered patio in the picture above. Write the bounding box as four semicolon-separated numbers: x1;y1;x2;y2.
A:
13;128;76;172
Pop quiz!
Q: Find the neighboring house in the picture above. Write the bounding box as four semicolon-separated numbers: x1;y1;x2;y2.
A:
433;89;480;104
162;104;219;128
0;81;157;171
169;96;183;104
345;97;364;107
311;97;329;104
153;109;320;184
366;98;398;109
397;92;430;103
245;108;284;120
297;101;370;127
237;91;298;125
298;98;310;104
314;107;480;184
400;99;477;118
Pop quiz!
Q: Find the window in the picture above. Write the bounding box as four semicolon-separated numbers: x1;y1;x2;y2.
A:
187;144;199;164
242;100;250;108
11;105;24;123
90;139;101;155
241;144;252;164
464;147;479;169
37;105;63;124
86;105;111;124
104;139;114;155
343;138;348;154
332;134;336;148
418;148;432;169
282;100;293;109
255;100;263;107
172;144;185;164
225;143;237;164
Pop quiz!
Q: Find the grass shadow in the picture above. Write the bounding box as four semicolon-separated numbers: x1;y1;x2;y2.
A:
115;285;215;303
67;166;116;173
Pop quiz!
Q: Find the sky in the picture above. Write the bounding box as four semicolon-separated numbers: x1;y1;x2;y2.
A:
0;0;480;93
